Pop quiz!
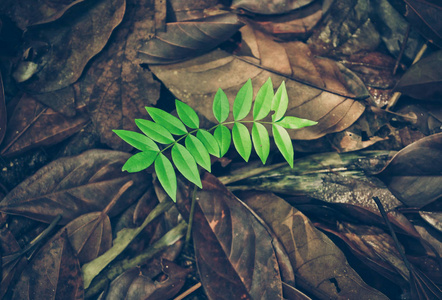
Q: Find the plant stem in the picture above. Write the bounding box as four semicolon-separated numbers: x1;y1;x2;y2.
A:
185;184;198;251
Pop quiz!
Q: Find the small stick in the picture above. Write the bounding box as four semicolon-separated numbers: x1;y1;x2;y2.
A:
174;282;202;300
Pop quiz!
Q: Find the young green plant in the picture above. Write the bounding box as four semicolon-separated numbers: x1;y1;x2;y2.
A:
114;78;317;201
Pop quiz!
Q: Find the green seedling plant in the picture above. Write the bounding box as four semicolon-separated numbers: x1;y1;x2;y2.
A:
114;78;317;201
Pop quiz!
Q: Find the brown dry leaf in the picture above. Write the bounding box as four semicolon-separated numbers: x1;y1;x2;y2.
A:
404;0;442;47
0;150;150;224
137;13;244;64
0;0;86;29
14;0;125;93
166;0;220;21
377;132;442;207
419;211;442;232
240;192;388;299
175;173;283;299
0;93;89;157
11;230;83;300
149;48;365;140
80;0;161;151
231;0;314;15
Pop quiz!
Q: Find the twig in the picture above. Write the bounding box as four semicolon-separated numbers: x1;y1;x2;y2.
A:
174;282;202;300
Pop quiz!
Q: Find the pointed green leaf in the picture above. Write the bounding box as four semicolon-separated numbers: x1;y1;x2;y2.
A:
175;100;199;129
276;116;318;129
171;144;202;188
271;81;288;122
252;123;270;164
232;122;252;162
196;129;220;157
213;125;231;157
233;78;253;121
273;124;294;168
122;150;158;172
213;88;230;123
135;119;175;144
155;153;177;202
113;130;159;152
185;135;211;172
146;106;187;135
253;77;273;120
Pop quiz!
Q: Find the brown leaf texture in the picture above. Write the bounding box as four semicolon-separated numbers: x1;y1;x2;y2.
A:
0;93;89;157
175;173;283;300
137;13;244;64
377;132;442;207
240;192;388;299
149;48;365;140
11;230;83;300
80;0;161;150
0;150;150;224
231;0;315;15
14;0;125;93
404;0;442;47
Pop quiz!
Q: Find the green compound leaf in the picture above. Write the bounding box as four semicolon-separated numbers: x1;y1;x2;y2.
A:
276;116;318;129
213;88;230;123
233;78;253;121
122;150;158;172
176;100;199;129
146;106;187;135
113;130;159;152
271;81;288;122
196;129;220;157
252;123;270;165
171;144;202;188
135;119;175;144
214;125;231;157
273;124;294;168
155;153;177;202
232;122;252;162
253;77;274;120
185;135;211;172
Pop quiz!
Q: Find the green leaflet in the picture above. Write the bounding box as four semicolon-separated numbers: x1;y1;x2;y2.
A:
213;88;229;123
214;125;231;157
196;129;220;157
122;150;158;172
135;119;175;144
232;122;252;162
253;77;273;120
233;78;253;121
155;153;177;202
113;130;159;152
276;116;318;129
171;144;202;188
272;81;288;122
185;135;211;172
273;124;294;168
252;123;270;164
146;106;187;135
176;100;199;129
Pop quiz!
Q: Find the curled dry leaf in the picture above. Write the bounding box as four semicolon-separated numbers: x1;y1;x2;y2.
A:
14;0;125;93
394;50;442;101
11;230;83;300
377;132;442;207
240;192;388;299
80;0;161;150
231;0;314;15
0;150;150;224
419;211;442;232
149;48;365;140
0;94;89;157
0;71;5;145
175;173;283;299
137;13;244;64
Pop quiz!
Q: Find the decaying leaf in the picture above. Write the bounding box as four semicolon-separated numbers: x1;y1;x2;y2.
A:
175;173;283;299
419;211;442;232
0;94;89;157
137;13;244;64
240;192;388;299
404;0;442;47
231;0;315;15
80;0;161;150
149;48;365;140
166;0;220;21
11;230;83;300
377;132;442;207
394;50;442;101
15;0;126;93
0;150;150;224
